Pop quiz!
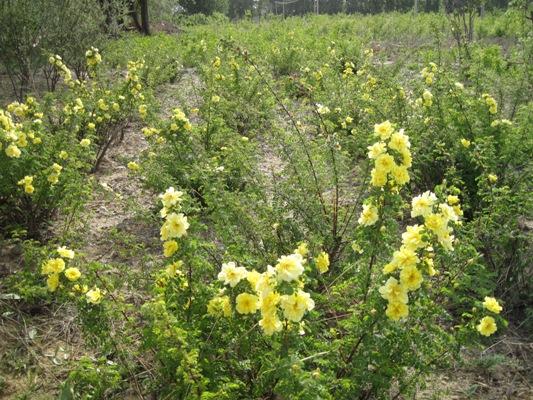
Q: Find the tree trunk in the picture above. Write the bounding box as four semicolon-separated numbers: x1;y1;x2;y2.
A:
140;0;150;35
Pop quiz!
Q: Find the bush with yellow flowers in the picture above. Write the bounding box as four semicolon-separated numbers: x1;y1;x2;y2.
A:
10;14;530;399
0;48;154;239
47;48;151;172
0;96;91;238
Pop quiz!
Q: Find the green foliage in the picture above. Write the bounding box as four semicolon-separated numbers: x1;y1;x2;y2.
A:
1;10;530;400
0;0;106;100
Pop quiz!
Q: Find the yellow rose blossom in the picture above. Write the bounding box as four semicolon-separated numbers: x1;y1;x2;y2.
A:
386;301;409;321
367;142;386;159
275;253;304;282
5;144;21;158
246;270;261;287
280;290;315;322
80;138;91;147
42;258;66;275
207;296;232;317
379;277;408;304
460;138;471;148
488;174;498;183
411;191;437;218
400;265;423;291
315;251;330;274
235;293;260;315
295;242;309;257
166;260;184;277
127;161;140;171
160;187;183;208
57;246;75;259
64;267;81;281
477;316;497;336
160;213;189;240
483;297;502;314
401;225;425;250
370;168;388;187
374;120;394;140
163;240;179;257
217;262;247;287
259;313;283;335
86;287;103;304
358;204;379;226
392;247;419;269
47;274;60;292
447;195;459;205
260;291;280;314
388;130;410;153
375;153;395;173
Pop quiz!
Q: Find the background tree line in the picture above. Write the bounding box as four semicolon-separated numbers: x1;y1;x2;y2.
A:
176;0;510;18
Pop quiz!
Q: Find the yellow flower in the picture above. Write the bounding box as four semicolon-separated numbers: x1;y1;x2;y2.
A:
295;242;309;257
447;195;459;205
424;213;447;235
138;104;147;118
127;161;140;171
383;261;398;274
400;265;423;291
80;138;91;147
211;95;220;103
280;290;315;322
17;176;34;194
392;247;419;269
235;293;260;315
275;253;304;282
57;246;75;259
422;89;433;106
374;120;394;140
64;267;81;281
48;173;59;185
5;144;21;158
166;260;183;277
207;296;232;317
160;187;183;208
160;213;189;240
386;301;409;321
367;142;386;159
59;151;68;160
488;174;498;184
87;122;96;130
370;168;387;187
411;191;437;218
483;297;502;314
315;251;330;274
246;270;261;287
259;313;283;335
42;258;66;275
375;153;395;173
260;291;280;314
358;204;379;226
477;316;497;336
217;262;247;287
391;164;410;186
388;130;410;153
379;277;408;304
47;274;60;292
401;225;425;250
51;163;63;173
163;240;179;257
86;287;103;304
460;138;471;148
